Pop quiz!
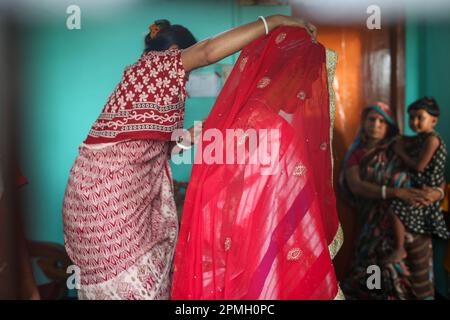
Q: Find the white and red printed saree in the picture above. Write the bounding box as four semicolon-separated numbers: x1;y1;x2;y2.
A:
63;49;186;299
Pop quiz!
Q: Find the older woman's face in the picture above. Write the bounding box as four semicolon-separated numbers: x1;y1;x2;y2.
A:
363;110;389;141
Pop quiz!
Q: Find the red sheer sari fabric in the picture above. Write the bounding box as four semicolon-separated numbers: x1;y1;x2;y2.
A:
172;27;341;299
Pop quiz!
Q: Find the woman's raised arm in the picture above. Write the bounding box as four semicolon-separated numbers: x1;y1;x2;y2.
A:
180;15;316;72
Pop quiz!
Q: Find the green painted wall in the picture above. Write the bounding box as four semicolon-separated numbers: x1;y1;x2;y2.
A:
18;1;290;246
406;15;450;299
405;17;450;179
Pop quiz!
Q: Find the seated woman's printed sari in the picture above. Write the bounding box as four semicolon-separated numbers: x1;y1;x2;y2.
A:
340;104;435;299
171;27;343;299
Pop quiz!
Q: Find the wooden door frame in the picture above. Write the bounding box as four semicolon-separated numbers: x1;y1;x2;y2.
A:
390;21;406;133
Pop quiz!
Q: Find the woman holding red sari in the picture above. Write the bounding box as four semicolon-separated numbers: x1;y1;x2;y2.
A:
171;26;343;300
62;16;314;300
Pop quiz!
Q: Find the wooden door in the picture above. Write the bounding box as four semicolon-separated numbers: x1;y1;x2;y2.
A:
293;5;405;280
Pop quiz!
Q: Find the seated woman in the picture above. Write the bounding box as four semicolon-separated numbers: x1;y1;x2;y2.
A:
340;102;443;299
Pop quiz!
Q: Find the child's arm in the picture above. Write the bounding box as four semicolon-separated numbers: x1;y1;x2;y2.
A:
394;135;440;172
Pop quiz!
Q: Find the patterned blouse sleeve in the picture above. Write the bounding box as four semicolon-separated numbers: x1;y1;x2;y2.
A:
138;49;187;105
85;49;188;144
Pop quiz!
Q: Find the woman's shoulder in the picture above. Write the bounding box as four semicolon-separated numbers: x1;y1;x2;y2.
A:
138;49;185;77
346;145;366;168
120;49;186;83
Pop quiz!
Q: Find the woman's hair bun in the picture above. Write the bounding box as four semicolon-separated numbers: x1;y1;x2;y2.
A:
145;19;197;52
155;19;171;28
